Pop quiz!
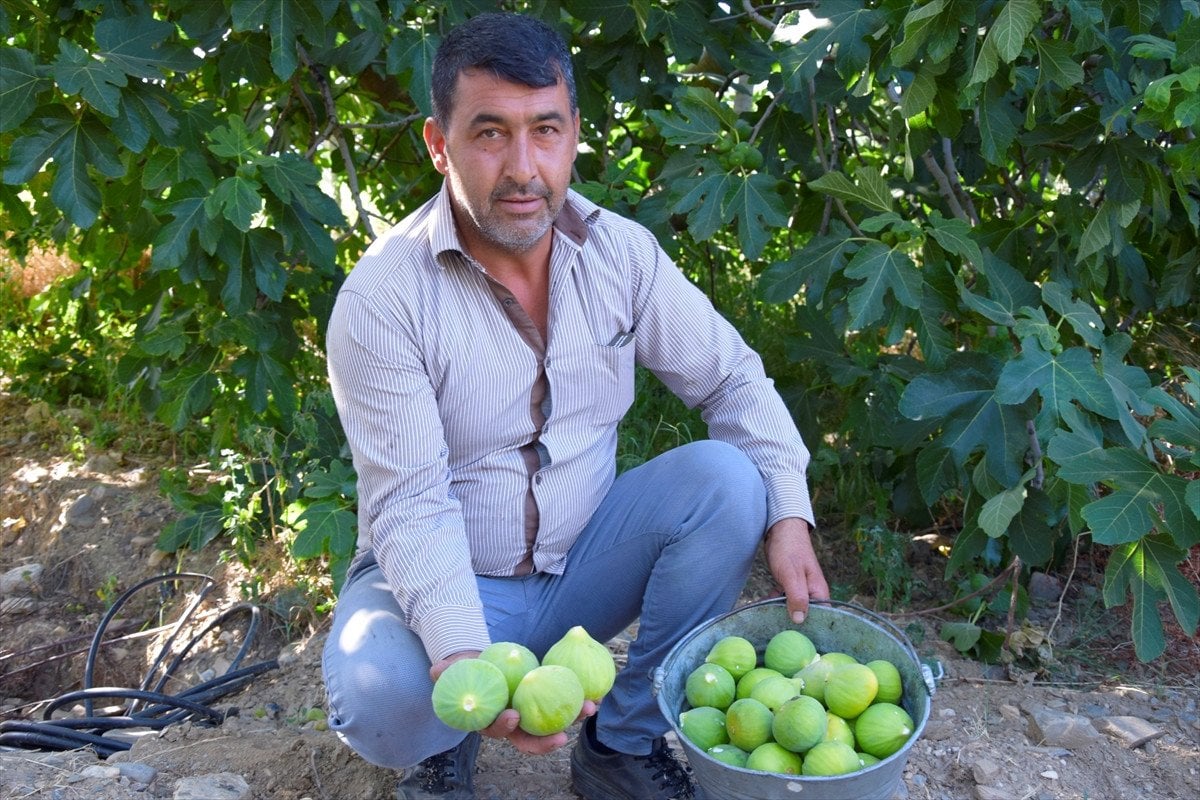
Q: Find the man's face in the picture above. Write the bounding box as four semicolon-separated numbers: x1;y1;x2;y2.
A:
424;69;580;256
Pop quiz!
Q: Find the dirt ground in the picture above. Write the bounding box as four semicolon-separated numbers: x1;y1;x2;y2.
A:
2;389;1199;800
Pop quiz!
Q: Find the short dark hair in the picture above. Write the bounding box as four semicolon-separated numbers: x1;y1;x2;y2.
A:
431;12;577;127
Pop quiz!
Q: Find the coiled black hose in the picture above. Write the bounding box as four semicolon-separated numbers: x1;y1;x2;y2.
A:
0;572;279;754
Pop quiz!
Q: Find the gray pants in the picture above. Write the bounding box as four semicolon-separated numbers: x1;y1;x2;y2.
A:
321;440;767;769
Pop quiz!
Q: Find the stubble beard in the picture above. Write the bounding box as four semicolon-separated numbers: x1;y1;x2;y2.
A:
459;178;565;254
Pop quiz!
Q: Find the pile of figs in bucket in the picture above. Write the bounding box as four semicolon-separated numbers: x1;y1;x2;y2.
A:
654;598;935;800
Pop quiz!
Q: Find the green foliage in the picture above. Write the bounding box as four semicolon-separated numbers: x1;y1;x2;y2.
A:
853;524;914;610
2;0;1197;660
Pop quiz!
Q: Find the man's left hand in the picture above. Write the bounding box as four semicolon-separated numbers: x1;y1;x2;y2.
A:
763;517;830;624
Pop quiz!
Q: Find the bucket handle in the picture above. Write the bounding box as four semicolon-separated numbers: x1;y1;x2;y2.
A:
811;598;941;698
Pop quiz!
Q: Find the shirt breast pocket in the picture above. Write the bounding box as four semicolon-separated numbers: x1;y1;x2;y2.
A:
591;338;636;426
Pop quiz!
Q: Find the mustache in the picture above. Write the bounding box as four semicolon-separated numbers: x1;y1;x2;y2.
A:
491;179;551;201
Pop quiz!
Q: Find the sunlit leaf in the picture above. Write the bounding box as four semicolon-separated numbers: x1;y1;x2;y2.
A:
808;166;893;213
646;87;731;145
1042;281;1104;347
778;3;883;88
52;39;126;117
979;484;1027;538
292;501;357;559
890;0;947;67
728;171;789;261
996;341;1121;422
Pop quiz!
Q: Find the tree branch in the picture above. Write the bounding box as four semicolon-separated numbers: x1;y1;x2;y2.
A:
749;91;783;144
1027;420;1045;490
299;44;376;242
1004;555;1022;645
808;79;828;171
1047;532;1081;643
823;104;863;237
741;0;775;30
342;114;424;130
900;557;1021;617
941;137;979;225
921;150;971;223
804;79;863;235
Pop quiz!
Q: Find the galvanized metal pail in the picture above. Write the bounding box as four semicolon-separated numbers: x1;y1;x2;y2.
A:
654;598;935;800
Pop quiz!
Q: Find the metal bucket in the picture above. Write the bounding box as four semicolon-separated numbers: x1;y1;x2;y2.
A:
654;598;935;800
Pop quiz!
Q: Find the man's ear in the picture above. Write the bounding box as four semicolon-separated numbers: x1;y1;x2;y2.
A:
424;117;449;176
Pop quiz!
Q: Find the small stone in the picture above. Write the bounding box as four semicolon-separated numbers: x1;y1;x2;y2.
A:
116;762;157;786
63;494;97;525
85;453;119;472
80;765;121;779
937;707;957;718
1027;708;1103;748
1028;571;1062;601
0;596;36;615
1040;769;1059;779
975;785;1011;800
0;563;43;595
999;704;1021;722
922;719;955;740
1095;715;1166;749
173;773;250;800
24;401;52;425
971;757;1002;784
276;642;303;667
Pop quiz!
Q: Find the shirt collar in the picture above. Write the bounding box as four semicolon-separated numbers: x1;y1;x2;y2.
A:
430;182;601;269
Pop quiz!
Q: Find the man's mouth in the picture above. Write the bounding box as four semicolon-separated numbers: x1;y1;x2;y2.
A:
495;195;547;214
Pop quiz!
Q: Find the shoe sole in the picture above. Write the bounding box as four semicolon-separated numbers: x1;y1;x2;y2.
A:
571;766;634;800
570;747;635;800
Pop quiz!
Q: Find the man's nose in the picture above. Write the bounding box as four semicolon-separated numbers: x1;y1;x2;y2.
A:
505;134;536;186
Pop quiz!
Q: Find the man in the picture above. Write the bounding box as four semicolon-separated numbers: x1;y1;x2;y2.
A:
322;11;828;800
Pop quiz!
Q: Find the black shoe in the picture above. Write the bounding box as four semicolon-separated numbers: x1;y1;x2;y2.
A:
571;715;697;800
395;732;480;799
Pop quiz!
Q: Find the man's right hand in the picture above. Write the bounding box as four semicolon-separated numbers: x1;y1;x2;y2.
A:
430;652;599;755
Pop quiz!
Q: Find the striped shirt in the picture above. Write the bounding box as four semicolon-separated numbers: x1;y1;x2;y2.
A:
326;183;814;663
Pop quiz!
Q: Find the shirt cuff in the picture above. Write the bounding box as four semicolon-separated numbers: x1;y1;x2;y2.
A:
415;605;492;663
763;473;816;531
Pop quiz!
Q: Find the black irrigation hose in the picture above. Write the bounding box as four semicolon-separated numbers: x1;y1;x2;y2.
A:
0;572;279;755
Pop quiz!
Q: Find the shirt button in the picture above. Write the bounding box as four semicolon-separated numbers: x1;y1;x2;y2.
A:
535;475;543;485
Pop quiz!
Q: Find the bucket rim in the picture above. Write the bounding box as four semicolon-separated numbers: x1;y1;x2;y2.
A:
653;597;925;693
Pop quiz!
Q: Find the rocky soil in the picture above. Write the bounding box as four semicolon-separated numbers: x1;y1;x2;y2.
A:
2;390;1199;800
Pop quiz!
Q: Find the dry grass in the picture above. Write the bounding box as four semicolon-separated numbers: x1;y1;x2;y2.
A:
0;243;79;298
